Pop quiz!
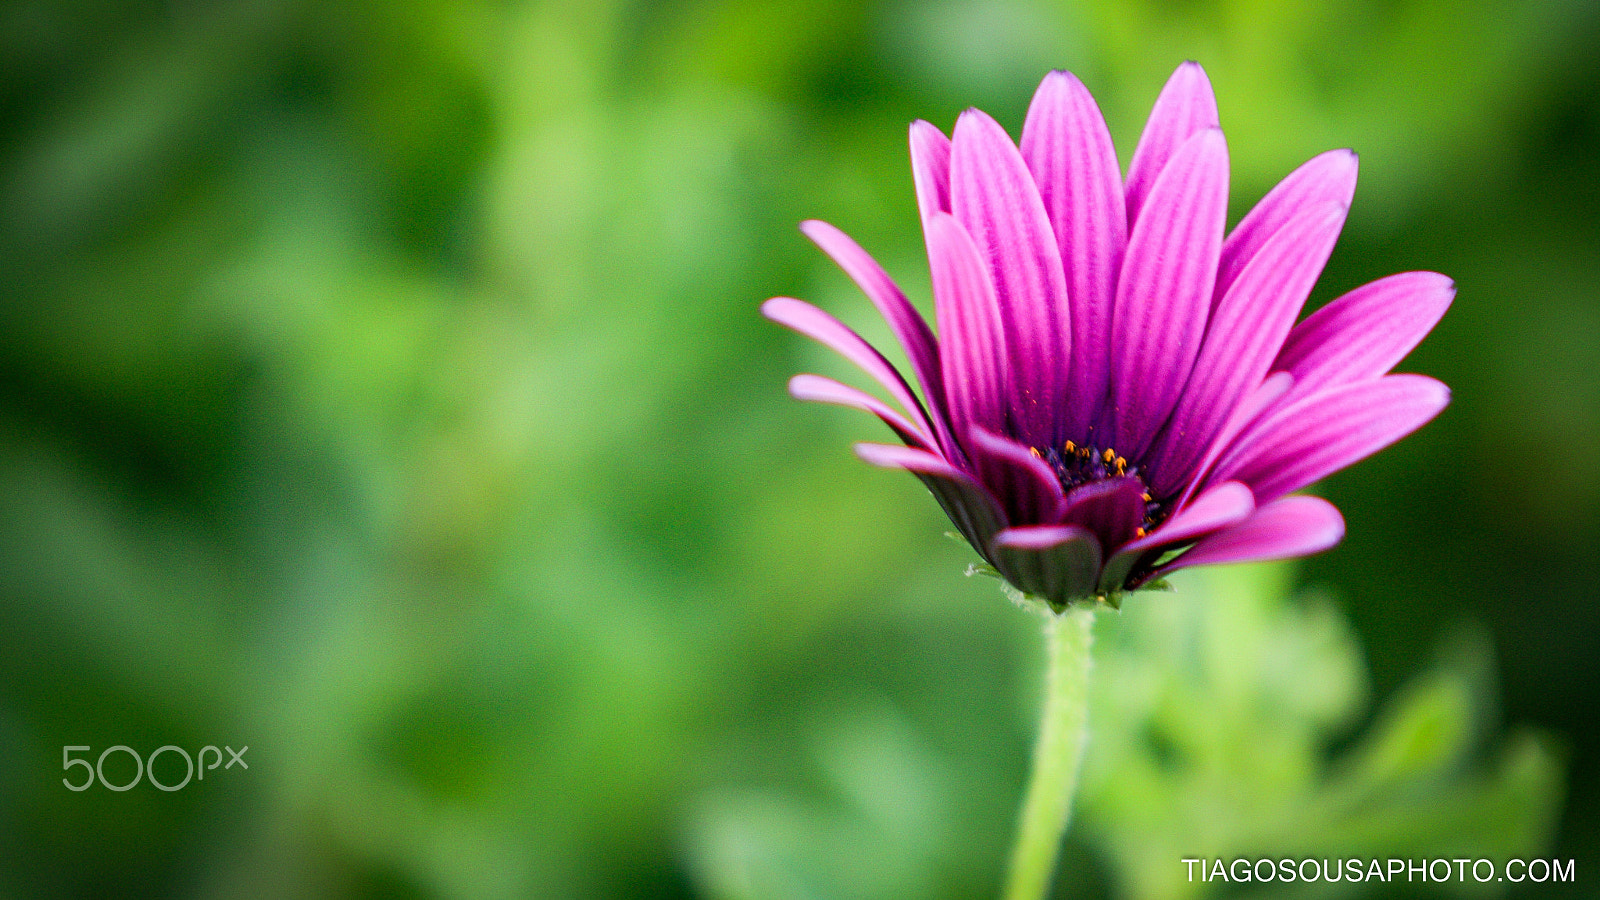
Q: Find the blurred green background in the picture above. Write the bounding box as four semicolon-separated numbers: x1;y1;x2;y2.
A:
1;0;1595;897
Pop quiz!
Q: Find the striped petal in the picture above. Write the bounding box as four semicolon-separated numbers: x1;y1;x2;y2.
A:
1106;127;1229;458
788;374;936;450
910;120;953;228
1274;271;1456;396
1214;374;1451;503
950;108;1071;448
1021;70;1127;431
801;219;949;451
967;426;1067;525
1216;149;1358;305
1124;61;1219;227
1145;200;1347;496
1098;480;1255;592
1177;371;1293;508
1160;495;1344;573
1061;475;1147;553
762;297;934;438
928;212;1008;442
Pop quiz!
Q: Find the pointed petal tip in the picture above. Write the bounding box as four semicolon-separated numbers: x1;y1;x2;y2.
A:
1219;373;1453;503
954;106;998;132
1398;373;1452;411
1309;147;1360;198
1412;270;1457;295
1036;68;1086;92
1169;60;1215;93
1273;271;1456;395
1169;125;1230;165
1425;376;1452;409
1125;63;1222;223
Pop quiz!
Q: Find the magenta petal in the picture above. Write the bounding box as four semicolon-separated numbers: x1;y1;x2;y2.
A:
771;63;1451;604
1098;480;1255;592
910;120;953;228
967;426;1067;525
1160;495;1344;573
1128;481;1255;553
1124;61;1219;227
950;108;1072;447
1061;476;1146;554
990;525;1102;604
788;374;936;449
1215;374;1451;503
1106;127;1229;458
1145;200;1347;495
1215;149;1358;305
1021;70;1127;429
762;297;934;438
1178;371;1293;507
1274;271;1456;396
855;442;1008;558
928;213;1008;441
800;220;949;446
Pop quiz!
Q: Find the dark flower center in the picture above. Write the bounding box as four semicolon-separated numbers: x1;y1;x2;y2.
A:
1030;441;1168;537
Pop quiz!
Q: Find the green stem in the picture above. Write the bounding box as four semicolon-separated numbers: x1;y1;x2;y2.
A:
1003;605;1096;900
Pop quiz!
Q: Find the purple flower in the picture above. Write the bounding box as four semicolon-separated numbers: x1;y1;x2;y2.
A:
765;63;1451;608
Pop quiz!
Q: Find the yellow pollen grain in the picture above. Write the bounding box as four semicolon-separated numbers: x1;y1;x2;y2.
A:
1102;449;1115;464
1141;492;1152;502
1029;446;1043;459
1135;527;1147;538
1063;440;1076;454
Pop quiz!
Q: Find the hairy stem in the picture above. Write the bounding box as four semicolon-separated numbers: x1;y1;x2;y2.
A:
1003;605;1096;900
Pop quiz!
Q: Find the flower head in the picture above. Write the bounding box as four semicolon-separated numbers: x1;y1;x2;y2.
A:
765;63;1451;609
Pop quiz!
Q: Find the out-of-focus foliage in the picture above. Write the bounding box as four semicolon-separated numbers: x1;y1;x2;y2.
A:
685;565;1563;900
1082;567;1561;900
0;0;1594;897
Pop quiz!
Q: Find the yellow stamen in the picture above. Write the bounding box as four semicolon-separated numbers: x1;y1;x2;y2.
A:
1029;446;1043;459
1135;527;1147;538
